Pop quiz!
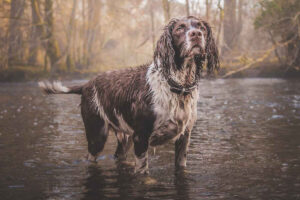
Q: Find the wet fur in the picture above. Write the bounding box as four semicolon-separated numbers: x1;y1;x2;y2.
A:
39;16;219;174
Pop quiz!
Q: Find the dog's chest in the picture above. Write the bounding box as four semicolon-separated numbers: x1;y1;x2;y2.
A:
147;65;198;129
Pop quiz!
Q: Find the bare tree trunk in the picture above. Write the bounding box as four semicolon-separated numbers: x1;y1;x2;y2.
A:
0;36;8;69
8;0;26;66
66;0;78;72
44;0;64;72
235;0;243;44
85;0;101;68
150;1;155;52
205;0;212;21
291;39;300;66
83;0;88;67
79;0;86;68
29;0;43;65
162;0;170;23
216;0;223;54
185;0;190;16
0;5;8;70
223;0;236;55
268;30;283;65
286;33;300;67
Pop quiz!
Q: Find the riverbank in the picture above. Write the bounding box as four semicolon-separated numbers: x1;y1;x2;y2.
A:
1;63;300;82
0;66;97;82
219;62;300;79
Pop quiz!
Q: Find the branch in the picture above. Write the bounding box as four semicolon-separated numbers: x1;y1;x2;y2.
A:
222;37;296;78
259;11;300;30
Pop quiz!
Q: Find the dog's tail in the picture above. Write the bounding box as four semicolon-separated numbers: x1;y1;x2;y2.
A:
38;81;83;95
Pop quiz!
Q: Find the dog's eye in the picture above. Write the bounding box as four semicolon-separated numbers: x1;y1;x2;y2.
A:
177;24;186;31
200;26;206;31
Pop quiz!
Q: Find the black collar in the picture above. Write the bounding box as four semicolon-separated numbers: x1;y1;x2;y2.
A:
167;77;197;96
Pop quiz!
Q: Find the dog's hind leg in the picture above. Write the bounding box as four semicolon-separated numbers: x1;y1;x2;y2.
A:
114;131;133;161
82;106;108;162
84;116;108;162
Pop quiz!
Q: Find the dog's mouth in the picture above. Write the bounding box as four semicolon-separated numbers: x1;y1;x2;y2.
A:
180;41;206;58
188;45;205;57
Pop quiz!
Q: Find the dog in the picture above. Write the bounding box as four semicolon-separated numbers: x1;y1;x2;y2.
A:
39;16;219;174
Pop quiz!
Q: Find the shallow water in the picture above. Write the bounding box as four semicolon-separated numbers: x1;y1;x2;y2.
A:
0;78;299;200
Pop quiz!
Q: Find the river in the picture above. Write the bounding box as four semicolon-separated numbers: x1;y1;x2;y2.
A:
0;78;299;200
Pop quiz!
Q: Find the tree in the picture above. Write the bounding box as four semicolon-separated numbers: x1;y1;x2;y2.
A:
66;0;78;71
186;0;190;16
255;0;300;68
29;0;44;65
216;0;224;53
149;1;156;52
222;0;245;56
223;0;236;54
44;0;64;72
205;0;212;21
8;0;26;66
84;0;101;68
236;0;244;40
162;0;170;23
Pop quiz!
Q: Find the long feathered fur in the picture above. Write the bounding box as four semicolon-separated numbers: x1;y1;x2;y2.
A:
202;20;220;74
153;18;179;76
38;81;82;95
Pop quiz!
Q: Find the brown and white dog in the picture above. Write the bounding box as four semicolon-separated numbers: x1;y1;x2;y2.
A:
39;16;219;174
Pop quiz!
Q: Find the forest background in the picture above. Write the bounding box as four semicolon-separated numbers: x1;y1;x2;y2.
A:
0;0;299;81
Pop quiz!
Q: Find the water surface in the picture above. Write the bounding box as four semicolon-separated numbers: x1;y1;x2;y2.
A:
0;79;299;200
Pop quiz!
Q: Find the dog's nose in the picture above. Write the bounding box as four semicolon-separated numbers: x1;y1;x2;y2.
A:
188;29;202;39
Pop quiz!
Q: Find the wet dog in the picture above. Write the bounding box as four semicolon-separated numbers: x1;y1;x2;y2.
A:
39;16;219;174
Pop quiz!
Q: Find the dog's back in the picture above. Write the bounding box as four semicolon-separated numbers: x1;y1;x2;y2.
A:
39;64;155;130
39;64;156;166
81;64;155;131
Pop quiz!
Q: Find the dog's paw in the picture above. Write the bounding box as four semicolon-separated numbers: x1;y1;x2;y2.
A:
86;153;97;163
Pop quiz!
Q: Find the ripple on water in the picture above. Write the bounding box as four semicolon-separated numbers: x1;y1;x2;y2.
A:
0;79;300;200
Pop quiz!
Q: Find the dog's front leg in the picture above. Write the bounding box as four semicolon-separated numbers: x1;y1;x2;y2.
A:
133;133;149;174
175;106;197;168
175;129;191;168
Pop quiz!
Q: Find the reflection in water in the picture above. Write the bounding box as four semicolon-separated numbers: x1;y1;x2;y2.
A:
0;79;299;200
174;170;191;200
83;166;108;200
83;164;139;200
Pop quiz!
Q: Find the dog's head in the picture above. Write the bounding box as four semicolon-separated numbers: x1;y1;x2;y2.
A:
154;16;219;75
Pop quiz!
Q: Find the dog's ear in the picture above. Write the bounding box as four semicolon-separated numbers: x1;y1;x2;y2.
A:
203;21;220;74
154;18;179;74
